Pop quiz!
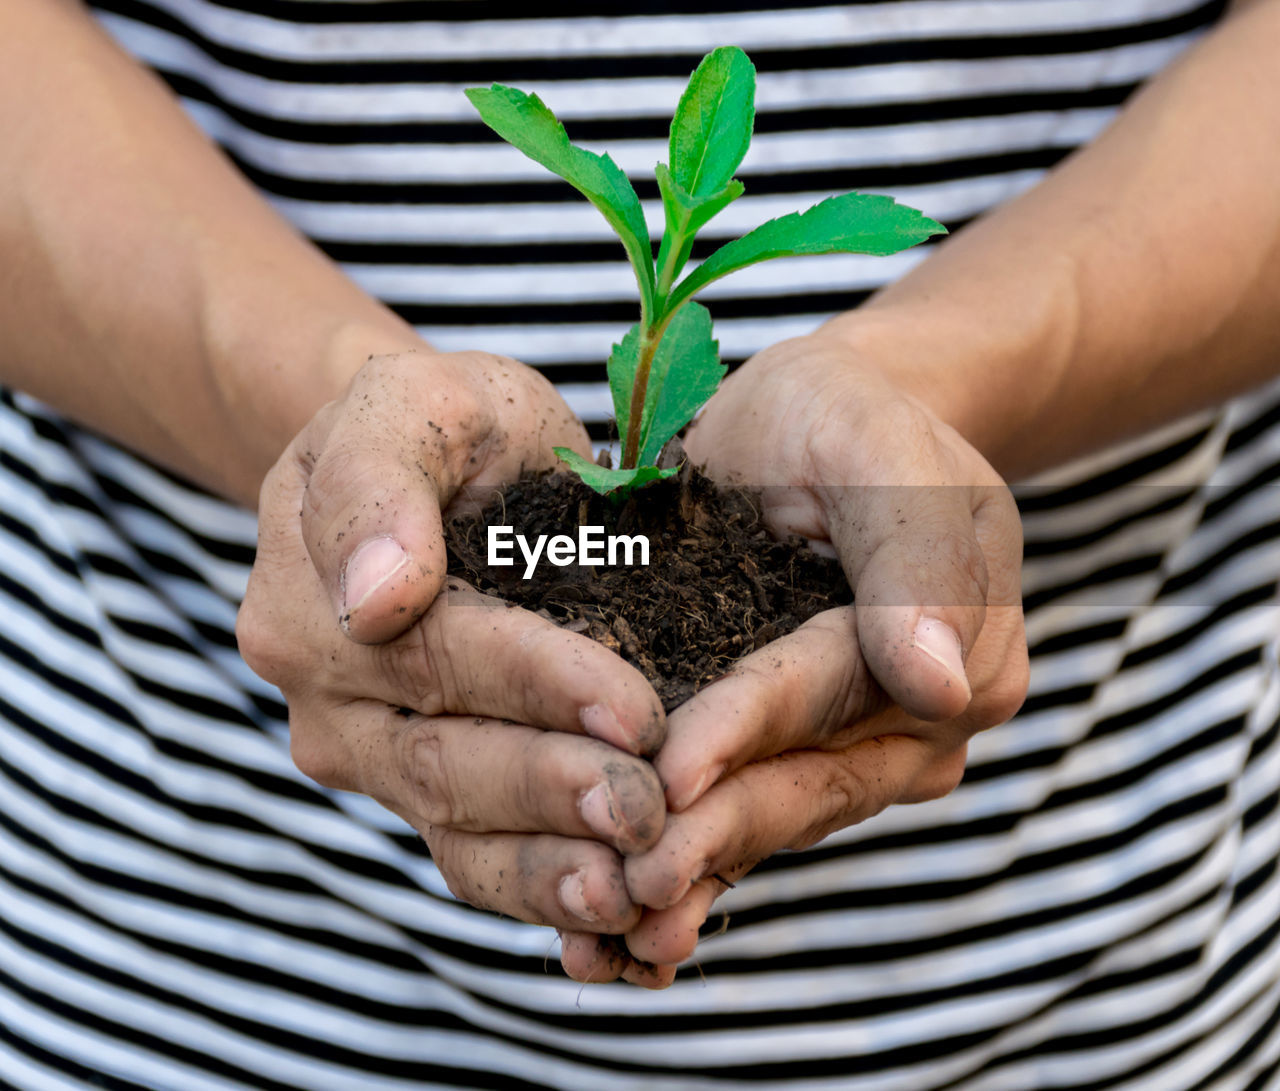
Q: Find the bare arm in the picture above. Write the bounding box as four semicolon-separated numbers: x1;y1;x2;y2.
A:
0;0;421;506
825;0;1280;479
0;0;675;961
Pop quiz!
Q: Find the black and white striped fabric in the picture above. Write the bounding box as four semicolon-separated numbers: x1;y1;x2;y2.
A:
2;1;1278;1088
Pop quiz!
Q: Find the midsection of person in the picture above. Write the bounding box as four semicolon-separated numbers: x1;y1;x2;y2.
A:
2;2;1277;1089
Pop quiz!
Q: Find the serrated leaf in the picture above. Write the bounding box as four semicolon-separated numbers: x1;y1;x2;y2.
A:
638;303;723;466
553;448;678;497
669;46;755;198
655;163;743;287
605;305;724;468
668;193;947;312
605;323;643;444
466;84;655;313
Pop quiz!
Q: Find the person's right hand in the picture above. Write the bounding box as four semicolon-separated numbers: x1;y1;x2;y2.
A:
273;348;587;645
557;331;1028;986
238;350;670;976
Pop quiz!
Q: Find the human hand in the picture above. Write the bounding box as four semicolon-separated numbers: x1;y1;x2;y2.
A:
557;331;1028;983
271;348;589;644
238;350;669;969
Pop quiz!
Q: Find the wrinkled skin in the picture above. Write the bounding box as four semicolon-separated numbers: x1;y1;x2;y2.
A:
557;334;1028;986
239;351;669;938
239;338;1028;989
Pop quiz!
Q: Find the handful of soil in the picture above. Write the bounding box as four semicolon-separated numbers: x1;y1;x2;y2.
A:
445;466;852;711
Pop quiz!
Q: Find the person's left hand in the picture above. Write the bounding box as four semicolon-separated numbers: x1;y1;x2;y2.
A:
556;330;1029;986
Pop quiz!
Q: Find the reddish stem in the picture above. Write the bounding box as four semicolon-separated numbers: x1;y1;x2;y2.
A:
621;328;660;469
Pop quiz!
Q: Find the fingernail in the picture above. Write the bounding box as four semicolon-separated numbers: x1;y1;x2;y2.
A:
342;536;408;615
670;762;724;814
578;783;619;843
558;869;599;923
913;618;972;702
580;703;625;746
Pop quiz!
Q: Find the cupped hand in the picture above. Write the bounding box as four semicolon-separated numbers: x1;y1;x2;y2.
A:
558;331;1029;983
279;349;587;644
238;349;668;953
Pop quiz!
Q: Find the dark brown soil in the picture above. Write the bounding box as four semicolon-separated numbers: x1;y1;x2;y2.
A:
445;465;852;711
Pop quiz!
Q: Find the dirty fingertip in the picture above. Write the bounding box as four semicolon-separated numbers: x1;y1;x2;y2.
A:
340;536;439;644
581;764;665;855
625;881;718;966
580;699;665;757
621;958;678;989
559;932;627;984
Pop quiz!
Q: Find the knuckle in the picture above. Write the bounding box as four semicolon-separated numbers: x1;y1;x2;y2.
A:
423;830;487;909
788;769;869;851
423;352;493;418
235;597;292;686
811;393;931;482
907;749;968;803
289;723;350;791
350;351;424;400
303;443;399;541
396;725;467;829
931;527;990;606
383;624;448;714
973;648;1030;728
514;733;561;826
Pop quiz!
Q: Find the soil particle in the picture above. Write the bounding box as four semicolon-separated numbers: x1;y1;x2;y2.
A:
446;466;852;711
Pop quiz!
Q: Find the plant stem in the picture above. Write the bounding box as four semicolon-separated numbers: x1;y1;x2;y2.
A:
655;235;681;306
621;325;661;469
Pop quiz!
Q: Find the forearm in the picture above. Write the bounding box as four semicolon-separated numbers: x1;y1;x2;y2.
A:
818;0;1280;481
0;0;423;506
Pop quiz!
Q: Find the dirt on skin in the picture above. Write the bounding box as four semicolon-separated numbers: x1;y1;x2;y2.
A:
445;464;853;711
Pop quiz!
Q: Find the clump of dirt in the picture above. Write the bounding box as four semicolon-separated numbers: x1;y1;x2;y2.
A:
445;465;852;711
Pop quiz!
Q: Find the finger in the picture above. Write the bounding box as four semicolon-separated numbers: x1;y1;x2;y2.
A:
828;481;996;721
320;707;665;855
854;483;1024;724
281;351;593;646
296;361;465;645
262;576;666;758
426;829;641;933
629;736;946;911
623;881;721;967
331;581;663;755
453;358;595;488
558;932;629;984
653;607;887;812
620;957;679;989
557;932;679;989
799;387;1019;721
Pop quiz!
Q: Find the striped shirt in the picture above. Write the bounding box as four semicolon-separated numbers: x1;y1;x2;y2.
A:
2;1;1277;1088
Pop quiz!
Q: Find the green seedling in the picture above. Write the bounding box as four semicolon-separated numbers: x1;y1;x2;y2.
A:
467;47;945;496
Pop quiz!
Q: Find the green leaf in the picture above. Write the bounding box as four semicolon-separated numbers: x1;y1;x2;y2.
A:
606;323;643;446
667;192;947;313
605;305;724;467
638;303;724;466
466;84;656;316
655;162;743;289
553;448;678;497
669;46;756;198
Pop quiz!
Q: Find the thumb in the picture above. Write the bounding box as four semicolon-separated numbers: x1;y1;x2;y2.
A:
297;404;450;645
830;484;991;721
